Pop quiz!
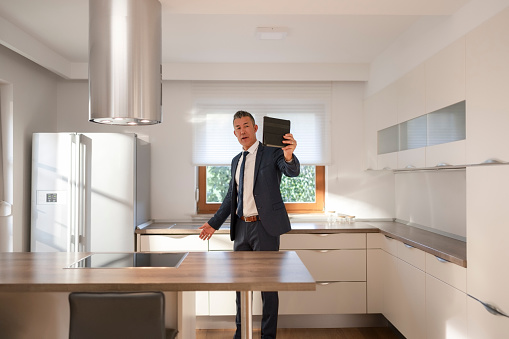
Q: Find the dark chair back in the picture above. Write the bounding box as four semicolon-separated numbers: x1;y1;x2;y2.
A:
69;291;175;339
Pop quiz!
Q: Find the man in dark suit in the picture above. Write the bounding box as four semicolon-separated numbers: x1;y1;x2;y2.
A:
199;110;300;339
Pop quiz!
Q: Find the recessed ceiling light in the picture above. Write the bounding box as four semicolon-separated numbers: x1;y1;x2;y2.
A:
255;27;288;40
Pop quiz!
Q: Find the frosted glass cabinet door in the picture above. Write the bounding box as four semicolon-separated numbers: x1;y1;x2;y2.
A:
467;166;509;317
466;9;509;164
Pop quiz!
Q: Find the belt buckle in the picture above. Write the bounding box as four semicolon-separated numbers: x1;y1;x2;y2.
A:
243;215;258;222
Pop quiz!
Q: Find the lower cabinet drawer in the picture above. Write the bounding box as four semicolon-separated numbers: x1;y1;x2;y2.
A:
139;235;208;252
293;249;366;281
425;253;466;292
279;282;366;315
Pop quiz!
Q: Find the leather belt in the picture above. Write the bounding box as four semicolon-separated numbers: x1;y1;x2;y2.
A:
240;215;260;222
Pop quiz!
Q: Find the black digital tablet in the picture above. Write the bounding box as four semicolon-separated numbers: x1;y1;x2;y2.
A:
262;116;291;148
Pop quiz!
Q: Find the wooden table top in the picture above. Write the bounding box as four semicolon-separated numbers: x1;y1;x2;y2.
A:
0;251;316;293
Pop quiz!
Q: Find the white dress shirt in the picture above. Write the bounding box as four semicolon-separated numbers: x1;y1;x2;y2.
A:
235;141;259;217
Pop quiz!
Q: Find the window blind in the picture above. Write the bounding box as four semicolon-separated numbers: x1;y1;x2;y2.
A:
191;81;332;165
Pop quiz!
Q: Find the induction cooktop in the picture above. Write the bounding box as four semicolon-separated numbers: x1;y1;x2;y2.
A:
67;252;188;269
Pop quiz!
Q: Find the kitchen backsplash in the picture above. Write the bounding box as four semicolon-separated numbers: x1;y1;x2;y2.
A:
395;169;466;239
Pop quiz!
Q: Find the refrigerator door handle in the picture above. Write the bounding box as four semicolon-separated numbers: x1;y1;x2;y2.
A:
70;134;80;252
468;294;509;318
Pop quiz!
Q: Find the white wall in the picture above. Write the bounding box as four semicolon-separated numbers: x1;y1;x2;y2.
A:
56;80;394;221
367;0;509;97
0;44;58;251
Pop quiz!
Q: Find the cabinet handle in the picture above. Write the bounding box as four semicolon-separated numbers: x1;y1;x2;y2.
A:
482;158;504;164
382;167;392;171
384;235;393;240
317;234;330;237
405;165;416;169
435;256;449;263
318;282;330;286
468;294;509;318
404;243;414;249
436;163;451;167
318;250;329;253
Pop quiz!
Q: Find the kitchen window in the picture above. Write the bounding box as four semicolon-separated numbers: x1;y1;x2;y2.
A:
197;165;325;214
191;81;331;214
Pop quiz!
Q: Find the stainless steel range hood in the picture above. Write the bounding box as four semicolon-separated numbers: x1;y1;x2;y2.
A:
89;0;162;125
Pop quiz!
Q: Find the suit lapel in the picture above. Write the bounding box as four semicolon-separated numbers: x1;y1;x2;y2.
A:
231;152;242;191
253;142;263;187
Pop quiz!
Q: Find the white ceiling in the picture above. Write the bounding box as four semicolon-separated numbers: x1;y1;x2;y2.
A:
0;0;469;66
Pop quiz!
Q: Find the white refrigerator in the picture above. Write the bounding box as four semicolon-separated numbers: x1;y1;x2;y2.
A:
31;133;150;252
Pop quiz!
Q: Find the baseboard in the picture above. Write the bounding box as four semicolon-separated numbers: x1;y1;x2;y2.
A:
196;314;389;329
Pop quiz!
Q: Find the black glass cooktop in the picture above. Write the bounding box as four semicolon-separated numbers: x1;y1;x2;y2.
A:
67;252;188;269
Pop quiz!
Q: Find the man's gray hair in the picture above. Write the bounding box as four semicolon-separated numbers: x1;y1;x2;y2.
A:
233;110;255;125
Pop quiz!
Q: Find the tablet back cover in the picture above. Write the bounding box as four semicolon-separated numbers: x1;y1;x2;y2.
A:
263;116;291;148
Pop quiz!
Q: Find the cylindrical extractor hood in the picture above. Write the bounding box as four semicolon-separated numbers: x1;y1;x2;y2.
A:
89;0;162;125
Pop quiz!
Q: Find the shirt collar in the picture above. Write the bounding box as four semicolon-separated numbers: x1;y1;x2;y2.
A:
243;141;259;155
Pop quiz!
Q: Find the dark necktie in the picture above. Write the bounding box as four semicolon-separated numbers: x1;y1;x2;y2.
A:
237;151;248;217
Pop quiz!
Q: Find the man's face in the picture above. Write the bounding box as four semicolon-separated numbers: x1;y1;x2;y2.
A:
233;116;258;150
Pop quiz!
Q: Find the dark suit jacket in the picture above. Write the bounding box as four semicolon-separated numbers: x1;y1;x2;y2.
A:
208;142;300;241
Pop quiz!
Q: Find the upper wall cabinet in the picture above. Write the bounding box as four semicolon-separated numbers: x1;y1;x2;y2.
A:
397;64;426;123
466;9;509;164
425;38;466;113
365;84;398;170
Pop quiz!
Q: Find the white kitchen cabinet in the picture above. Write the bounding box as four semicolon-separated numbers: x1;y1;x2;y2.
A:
425;140;466;168
364;94;380;170
382;250;400;326
381;242;426;339
279;282;366;315
426;275;467;339
397;64;425;123
466;165;509;334
397;148;426;169
467;296;509;339
397;241;425;271
208;234;234;251
364;83;399;170
397;256;426;339
377;152;398;171
139;234;208;252
367;248;384;313
466;9;509;164
425;37;466;113
368;233;399;256
208;290;262;316
425;253;466;293
280;233;365;250
279;233;367;315
293;249;366;282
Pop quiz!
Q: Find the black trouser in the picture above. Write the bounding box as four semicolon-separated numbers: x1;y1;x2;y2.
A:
233;219;280;339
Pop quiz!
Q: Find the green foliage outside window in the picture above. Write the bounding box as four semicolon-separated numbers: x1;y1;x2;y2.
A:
206;165;316;203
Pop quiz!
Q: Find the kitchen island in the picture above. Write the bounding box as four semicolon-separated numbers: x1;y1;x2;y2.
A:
0;251;314;339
